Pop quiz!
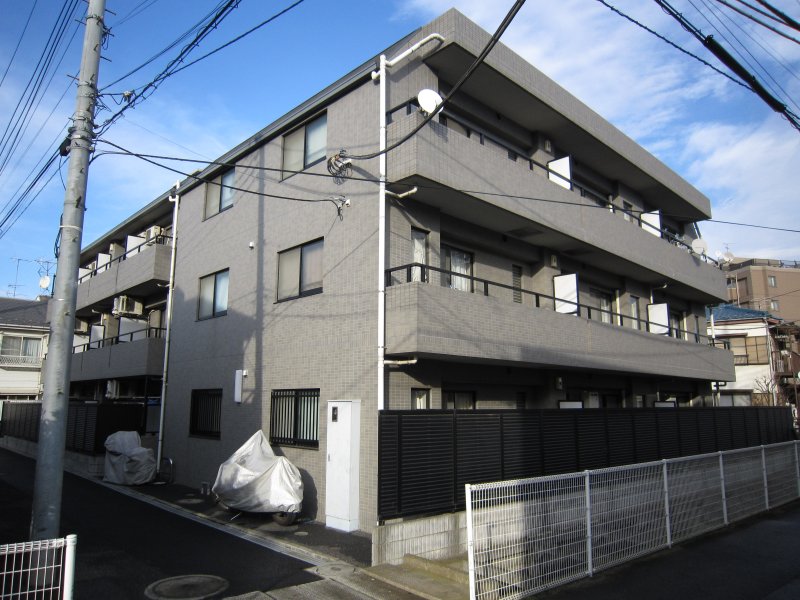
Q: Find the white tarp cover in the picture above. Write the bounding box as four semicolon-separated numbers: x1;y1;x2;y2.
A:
212;431;303;514
103;431;156;485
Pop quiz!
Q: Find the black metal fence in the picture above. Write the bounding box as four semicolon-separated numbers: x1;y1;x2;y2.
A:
378;407;796;521
1;401;146;454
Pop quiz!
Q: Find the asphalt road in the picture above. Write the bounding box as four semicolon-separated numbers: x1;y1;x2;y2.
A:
0;449;319;599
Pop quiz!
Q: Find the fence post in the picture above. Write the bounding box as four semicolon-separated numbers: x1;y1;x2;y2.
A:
719;451;728;525
465;484;476;600
584;471;593;577
761;445;770;510
662;460;672;547
63;534;77;600
795;441;800;499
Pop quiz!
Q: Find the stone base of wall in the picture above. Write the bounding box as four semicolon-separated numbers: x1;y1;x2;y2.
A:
373;512;467;565
0;436;105;478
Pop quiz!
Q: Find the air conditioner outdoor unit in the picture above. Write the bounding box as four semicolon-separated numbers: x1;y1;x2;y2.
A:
112;295;144;316
75;319;89;333
144;226;162;244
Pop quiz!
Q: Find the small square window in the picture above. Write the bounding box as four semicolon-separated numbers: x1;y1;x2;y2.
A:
198;269;229;319
277;239;323;301
770;299;780;310
190;389;221;438
768;275;777;287
282;114;327;178
411;388;430;409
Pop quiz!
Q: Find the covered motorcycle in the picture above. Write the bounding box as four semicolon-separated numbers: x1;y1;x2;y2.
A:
103;430;156;485
212;431;303;525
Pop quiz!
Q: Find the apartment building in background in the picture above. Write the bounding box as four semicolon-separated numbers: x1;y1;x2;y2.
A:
63;10;734;544
724;258;800;322
0;297;49;401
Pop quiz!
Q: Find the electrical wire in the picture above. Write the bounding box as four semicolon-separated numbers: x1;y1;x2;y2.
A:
112;0;164;29
346;0;528;161
0;0;40;91
94;140;800;235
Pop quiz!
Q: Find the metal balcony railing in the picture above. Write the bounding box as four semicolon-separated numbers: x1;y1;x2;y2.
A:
0;354;43;367
386;263;711;344
73;327;165;354
78;234;172;283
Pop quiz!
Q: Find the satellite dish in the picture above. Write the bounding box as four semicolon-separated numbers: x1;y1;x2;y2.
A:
723;252;734;263
39;275;51;290
417;89;443;115
690;238;708;256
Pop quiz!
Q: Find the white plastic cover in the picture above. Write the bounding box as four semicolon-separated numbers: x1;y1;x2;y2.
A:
212;431;303;514
104;431;156;485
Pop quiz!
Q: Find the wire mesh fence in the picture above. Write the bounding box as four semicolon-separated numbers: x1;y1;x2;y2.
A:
466;441;799;600
0;535;76;600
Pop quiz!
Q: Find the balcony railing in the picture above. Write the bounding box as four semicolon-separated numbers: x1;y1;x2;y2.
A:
73;327;165;354
78;234;172;284
386;263;711;344
0;355;42;368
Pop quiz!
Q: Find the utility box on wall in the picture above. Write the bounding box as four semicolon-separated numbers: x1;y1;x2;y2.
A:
325;399;361;532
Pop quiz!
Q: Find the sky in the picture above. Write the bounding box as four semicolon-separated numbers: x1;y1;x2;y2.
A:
0;0;798;299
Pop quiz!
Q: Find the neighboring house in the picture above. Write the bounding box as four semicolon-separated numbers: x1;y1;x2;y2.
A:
0;297;49;401
724;257;800;322
709;304;800;406
62;9;733;542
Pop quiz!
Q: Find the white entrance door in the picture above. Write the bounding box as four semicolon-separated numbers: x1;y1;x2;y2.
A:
325;400;361;531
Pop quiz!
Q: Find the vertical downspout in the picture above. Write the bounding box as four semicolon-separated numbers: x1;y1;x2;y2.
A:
157;184;180;471
377;54;387;412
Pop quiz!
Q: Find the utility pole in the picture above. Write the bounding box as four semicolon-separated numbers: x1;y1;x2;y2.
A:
30;0;106;541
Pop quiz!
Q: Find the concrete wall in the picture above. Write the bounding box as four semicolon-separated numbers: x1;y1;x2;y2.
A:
70;337;165;381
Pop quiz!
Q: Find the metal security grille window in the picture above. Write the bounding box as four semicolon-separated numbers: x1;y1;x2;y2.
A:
190;389;222;438
204;168;235;218
282;113;327;178
512;265;522;303
198;269;229;319
270;389;319;448
0;335;42;367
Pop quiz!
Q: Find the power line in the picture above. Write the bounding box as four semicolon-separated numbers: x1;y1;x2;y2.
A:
0;0;40;91
346;0;528;161
94;140;800;235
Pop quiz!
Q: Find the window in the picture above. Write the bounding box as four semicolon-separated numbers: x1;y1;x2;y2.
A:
0;335;42;366
411;388;430;409
204;169;235;218
726;336;769;365
768;275;777;287
444;390;475;410
411;229;428;282
590;288;612;324
512;265;523;303
629;295;640;329
270;389;319;447
770;299;780;310
190;389;221;438
198;269;229;319
622;201;633;222
277;238;323;300
282;113;327;177
670;311;683;339
442;245;473;292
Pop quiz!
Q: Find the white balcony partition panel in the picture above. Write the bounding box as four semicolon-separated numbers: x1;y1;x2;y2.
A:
554;274;579;315
641;210;662;237
547;156;572;190
648;303;670;335
126;234;146;254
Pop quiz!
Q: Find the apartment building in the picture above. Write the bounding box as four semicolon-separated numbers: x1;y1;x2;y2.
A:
0;297;48;400
724;258;800;322
67;10;733;539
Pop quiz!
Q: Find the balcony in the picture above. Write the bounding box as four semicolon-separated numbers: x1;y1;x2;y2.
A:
0;355;42;368
385;265;734;382
75;236;172;313
387;114;726;302
70;327;165;382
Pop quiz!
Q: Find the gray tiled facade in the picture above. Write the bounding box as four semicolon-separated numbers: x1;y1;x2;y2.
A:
68;9;734;547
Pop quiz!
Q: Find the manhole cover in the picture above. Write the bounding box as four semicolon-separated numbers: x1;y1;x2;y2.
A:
144;574;229;599
314;563;356;577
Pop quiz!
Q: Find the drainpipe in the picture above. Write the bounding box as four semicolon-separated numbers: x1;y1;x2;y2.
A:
765;317;777;406
156;183;180;472
372;33;444;411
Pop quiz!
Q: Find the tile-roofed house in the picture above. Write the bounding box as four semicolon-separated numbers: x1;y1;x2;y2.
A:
0;297;49;400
